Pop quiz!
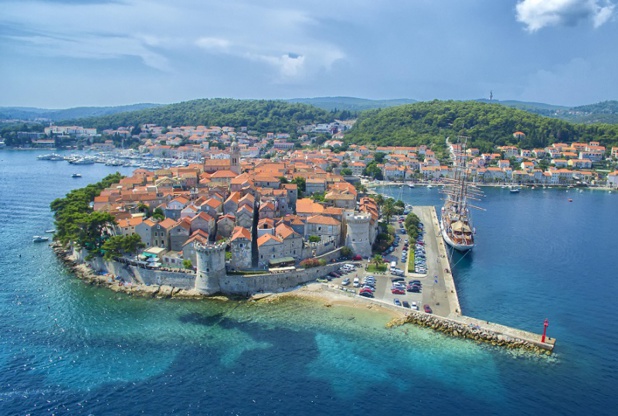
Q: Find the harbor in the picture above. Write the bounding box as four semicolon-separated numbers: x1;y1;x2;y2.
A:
323;204;555;353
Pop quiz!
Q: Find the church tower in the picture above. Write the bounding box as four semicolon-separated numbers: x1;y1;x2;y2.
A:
230;141;241;175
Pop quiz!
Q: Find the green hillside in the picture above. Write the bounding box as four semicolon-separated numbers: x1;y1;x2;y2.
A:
71;98;342;135
345;100;618;152
0;103;160;121
287;96;417;112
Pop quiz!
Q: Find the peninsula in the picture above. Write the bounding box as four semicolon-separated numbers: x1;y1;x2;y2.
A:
49;122;562;354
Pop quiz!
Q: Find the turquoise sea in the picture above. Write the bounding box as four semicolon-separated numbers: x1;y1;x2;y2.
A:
0;150;617;415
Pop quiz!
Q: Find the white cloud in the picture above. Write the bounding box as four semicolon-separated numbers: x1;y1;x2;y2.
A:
195;37;231;51
0;0;345;80
516;0;615;31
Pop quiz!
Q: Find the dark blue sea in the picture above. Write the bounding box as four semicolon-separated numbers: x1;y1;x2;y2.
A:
1;151;617;415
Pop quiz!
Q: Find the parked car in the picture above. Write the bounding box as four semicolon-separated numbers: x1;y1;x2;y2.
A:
424;304;433;314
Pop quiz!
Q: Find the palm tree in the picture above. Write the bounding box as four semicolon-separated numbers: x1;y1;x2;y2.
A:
371;254;384;268
382;198;396;223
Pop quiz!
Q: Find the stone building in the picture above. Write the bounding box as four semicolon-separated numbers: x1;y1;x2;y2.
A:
229;226;252;271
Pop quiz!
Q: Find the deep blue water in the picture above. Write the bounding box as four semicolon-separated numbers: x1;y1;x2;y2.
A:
1;151;617;415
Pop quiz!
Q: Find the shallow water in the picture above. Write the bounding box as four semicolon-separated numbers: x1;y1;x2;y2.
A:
0;152;616;415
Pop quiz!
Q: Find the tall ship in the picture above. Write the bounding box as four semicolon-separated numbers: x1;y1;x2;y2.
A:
440;137;484;252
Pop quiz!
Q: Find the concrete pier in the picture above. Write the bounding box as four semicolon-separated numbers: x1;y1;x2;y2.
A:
408;206;556;352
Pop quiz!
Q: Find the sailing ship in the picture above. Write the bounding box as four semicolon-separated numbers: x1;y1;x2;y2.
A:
440;137;484;252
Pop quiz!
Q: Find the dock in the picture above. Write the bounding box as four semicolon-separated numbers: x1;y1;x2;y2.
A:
407;206;556;352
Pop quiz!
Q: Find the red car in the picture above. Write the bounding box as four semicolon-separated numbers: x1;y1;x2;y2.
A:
391;288;405;295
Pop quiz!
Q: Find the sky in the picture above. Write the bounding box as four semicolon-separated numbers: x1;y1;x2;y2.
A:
1;0;617;108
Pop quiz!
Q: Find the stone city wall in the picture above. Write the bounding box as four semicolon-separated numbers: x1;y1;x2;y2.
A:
219;263;342;296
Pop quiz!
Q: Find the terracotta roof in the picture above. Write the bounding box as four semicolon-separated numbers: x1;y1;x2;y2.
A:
257;233;283;247
158;218;176;229
230;226;252;242
276;223;299;240
307;215;341;226
296;198;324;214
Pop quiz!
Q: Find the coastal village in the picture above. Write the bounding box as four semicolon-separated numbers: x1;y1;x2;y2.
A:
29;120;569;353
25;122;618;187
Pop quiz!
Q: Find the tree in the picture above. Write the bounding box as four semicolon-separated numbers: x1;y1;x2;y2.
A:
152;207;165;221
291;177;306;193
371;255;384;267
101;234;145;260
340;246;353;258
374;152;386;164
308;235;321;243
381;199;396;223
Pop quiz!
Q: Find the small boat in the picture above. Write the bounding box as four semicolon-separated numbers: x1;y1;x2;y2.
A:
45;229;56;233
72;173;82;178
33;235;49;243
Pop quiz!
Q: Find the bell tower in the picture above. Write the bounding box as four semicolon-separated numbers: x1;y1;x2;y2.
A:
230;141;241;175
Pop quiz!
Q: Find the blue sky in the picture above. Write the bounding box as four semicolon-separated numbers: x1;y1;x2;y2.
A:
1;0;616;108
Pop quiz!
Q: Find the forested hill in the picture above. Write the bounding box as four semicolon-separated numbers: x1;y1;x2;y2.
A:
287;97;417;112
0;103;160;122
345;100;618;152
70;98;343;135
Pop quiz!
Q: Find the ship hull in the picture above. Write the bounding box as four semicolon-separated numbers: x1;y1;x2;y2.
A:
441;227;474;252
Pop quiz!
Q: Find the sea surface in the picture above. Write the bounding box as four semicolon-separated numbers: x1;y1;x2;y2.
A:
0;150;617;415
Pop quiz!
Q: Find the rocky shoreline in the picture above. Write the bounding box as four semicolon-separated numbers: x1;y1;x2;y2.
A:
53;242;553;354
386;312;553;354
52;243;212;300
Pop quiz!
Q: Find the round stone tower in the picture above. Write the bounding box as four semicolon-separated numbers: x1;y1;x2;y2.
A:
194;242;227;295
344;212;372;258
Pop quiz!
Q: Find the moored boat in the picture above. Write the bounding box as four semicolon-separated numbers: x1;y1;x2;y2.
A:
440;137;484;252
37;153;64;161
